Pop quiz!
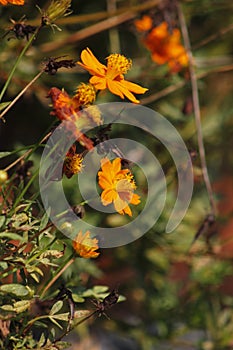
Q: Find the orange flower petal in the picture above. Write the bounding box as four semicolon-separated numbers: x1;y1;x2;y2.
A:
101;189;118;205
89;76;107;90
130;193;141;205
0;0;24;4
78;48;106;76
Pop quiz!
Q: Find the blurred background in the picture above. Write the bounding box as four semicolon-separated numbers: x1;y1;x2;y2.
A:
0;0;233;349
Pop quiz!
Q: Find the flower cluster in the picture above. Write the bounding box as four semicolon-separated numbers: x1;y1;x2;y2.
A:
135;16;188;73
78;48;148;103
47;48;144;259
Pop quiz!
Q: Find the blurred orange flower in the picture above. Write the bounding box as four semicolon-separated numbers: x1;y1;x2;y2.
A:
0;0;24;4
78;48;148;103
134;15;153;32
72;231;100;258
98;158;140;217
48;87;94;150
143;21;188;72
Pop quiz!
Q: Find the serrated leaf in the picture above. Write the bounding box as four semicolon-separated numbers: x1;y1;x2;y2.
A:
50;300;63;315
0;284;30;297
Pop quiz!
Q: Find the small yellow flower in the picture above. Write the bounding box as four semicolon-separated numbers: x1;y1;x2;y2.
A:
72;231;100;258
78;48;148;104
0;0;24;5
74;83;96;106
98;158;140;217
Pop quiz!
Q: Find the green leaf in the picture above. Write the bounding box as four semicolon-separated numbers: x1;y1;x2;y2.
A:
13;300;31;313
72;294;85;303
82;285;109;299
0;232;25;241
0;102;11;112
50;300;63;315
1;304;14;312
0;216;6;229
48;316;63;329
0;152;11;159
93;285;109;293
0;284;30;297
74;310;90;319
52;312;69;321
39;210;50;231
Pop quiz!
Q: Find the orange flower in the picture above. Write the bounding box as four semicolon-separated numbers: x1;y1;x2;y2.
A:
144;22;188;72
78;48;148;104
48;87;79;121
72;231;100;258
134;15;153;32
0;0;24;4
98;158;140;217
48;87;94;150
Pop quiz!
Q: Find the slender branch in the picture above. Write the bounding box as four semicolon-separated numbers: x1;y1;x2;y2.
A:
0;71;43;121
40;0;162;53
107;0;121;53
40;257;75;298
3;131;51;172
0;26;41;103
141;64;233;104
178;3;217;216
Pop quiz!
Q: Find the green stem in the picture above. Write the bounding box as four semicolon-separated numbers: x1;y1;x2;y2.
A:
0;26;41;103
40;254;75;298
0;71;43;121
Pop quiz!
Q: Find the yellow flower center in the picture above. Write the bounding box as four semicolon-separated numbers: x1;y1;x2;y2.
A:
74;83;96;106
107;54;132;74
64;154;83;174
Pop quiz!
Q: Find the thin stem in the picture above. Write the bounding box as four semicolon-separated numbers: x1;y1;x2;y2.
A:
40;256;75;298
0;26;41;103
141;64;233;105
53;310;96;344
178;3;217;216
3;131;51;172
40;0;162;52
0;71;43;121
